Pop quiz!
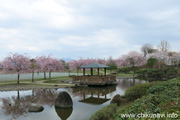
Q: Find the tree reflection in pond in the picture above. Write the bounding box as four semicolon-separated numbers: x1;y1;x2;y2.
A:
1;89;59;119
2;91;33;119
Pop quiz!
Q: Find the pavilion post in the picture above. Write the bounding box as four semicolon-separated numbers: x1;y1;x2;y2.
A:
97;68;99;76
104;68;107;76
83;68;85;76
91;68;93;76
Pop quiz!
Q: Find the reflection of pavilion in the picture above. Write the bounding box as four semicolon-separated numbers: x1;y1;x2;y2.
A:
73;63;116;86
72;85;116;105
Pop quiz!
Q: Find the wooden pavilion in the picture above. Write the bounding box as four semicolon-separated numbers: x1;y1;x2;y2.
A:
72;63;116;86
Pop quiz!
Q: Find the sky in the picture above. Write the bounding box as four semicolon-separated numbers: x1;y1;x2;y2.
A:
0;0;180;61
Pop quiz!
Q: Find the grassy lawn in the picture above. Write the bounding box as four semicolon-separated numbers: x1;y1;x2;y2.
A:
0;75;72;85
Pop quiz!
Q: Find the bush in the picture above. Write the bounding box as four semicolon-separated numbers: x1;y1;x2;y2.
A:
118;67;140;74
167;68;178;78
114;78;180;120
89;104;118;120
118;67;131;73
135;68;151;78
125;82;157;101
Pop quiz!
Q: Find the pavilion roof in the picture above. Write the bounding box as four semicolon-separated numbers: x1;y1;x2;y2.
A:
80;63;109;68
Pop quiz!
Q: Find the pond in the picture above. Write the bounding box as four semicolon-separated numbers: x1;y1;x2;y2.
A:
0;78;147;120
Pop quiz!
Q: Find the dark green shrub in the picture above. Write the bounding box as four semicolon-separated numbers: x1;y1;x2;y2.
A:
146;69;164;80
118;67;140;74
167;68;178;78
135;68;151;77
125;82;157;100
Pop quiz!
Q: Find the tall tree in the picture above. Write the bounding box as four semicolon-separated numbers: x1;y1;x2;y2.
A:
158;40;170;52
30;59;37;82
46;56;64;81
106;56;117;73
146;58;158;68
122;51;146;67
2;53;30;84
141;44;153;57
36;56;49;80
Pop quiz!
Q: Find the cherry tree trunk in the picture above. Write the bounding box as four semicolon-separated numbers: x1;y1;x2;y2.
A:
44;72;46;80
49;71;51;81
32;71;34;82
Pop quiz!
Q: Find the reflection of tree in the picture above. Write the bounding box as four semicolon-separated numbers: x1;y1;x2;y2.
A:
1;89;59;119
1;91;33;119
34;89;58;107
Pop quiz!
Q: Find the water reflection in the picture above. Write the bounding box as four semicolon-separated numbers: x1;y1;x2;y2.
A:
117;78;147;90
1;89;58;119
0;78;147;120
55;107;73;120
71;85;116;105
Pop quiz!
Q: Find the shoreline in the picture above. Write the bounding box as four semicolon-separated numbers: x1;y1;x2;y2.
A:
0;75;136;91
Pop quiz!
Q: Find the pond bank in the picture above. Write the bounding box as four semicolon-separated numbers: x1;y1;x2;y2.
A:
0;81;75;91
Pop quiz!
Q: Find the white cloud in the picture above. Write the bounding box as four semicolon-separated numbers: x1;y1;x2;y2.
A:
0;0;89;30
0;0;180;60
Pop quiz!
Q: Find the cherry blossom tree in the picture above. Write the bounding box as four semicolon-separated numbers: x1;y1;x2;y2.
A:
120;51;146;67
36;56;49;80
68;59;83;75
29;59;37;82
36;56;64;81
2;53;30;84
148;50;180;66
106;56;117;73
115;58;126;68
46;56;64;81
96;58;106;64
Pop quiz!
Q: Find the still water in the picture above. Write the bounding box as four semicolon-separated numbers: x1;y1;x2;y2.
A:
0;78;147;120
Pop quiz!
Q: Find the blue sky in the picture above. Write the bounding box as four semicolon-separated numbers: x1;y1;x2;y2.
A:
0;0;180;60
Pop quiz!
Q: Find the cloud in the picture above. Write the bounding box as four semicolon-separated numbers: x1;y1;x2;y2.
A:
0;0;180;60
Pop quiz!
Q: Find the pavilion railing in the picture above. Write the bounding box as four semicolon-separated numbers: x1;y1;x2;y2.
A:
72;75;116;85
